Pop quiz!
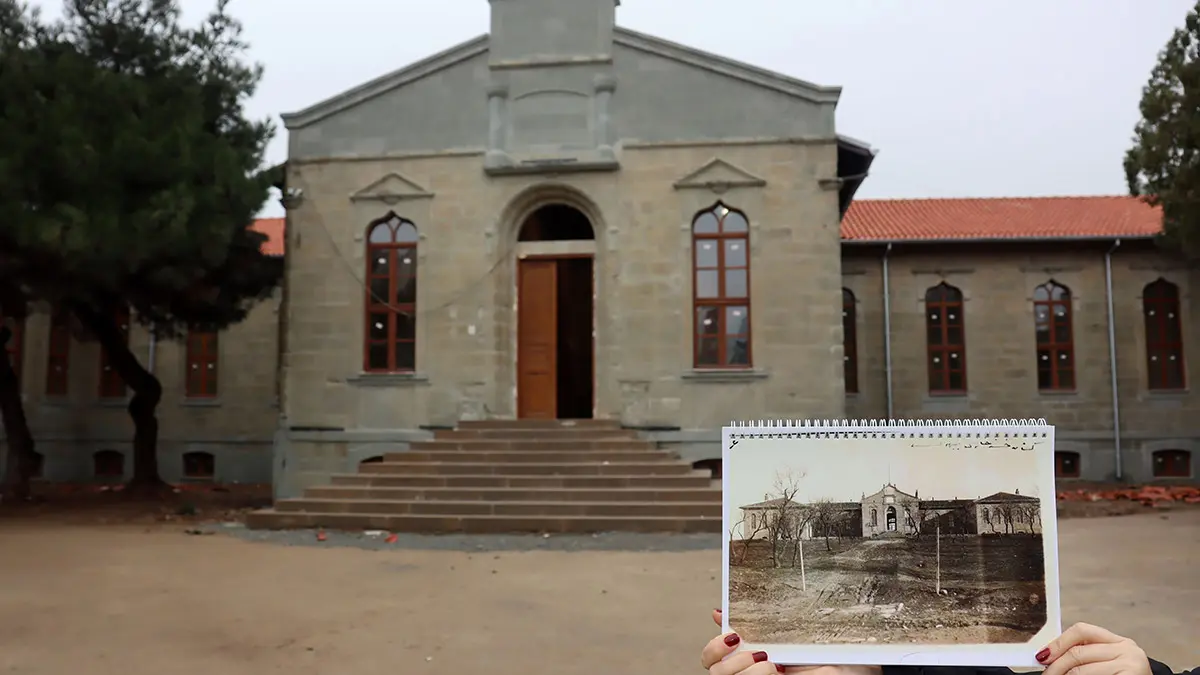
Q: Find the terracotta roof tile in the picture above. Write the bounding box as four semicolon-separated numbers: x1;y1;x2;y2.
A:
249;217;285;256
842;196;1162;242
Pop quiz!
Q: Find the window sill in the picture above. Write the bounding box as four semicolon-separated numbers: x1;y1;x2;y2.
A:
347;372;431;387
681;368;769;383
182;398;222;408
1037;389;1079;398
925;391;968;399
1145;389;1189;398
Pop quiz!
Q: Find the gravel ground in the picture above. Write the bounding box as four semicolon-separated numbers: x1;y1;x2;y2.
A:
203;522;723;552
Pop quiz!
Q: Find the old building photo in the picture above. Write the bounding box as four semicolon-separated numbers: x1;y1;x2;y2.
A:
725;434;1057;649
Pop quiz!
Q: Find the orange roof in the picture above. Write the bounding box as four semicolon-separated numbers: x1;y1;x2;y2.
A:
249;217;285;256
842;196;1163;242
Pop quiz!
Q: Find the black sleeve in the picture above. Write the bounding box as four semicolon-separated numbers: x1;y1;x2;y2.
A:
1150;658;1196;675
883;666;1018;675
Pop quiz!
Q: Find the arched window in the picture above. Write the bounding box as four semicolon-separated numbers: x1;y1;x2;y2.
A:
843;289;858;394
182;451;215;480
365;214;419;372
925;283;967;393
1055;451;1081;478
1143;279;1185;390
692;203;750;368
98;305;130;398
46;308;71;396
1034;281;1074;390
1152;449;1191;479
870;507;878;527
93;450;124;478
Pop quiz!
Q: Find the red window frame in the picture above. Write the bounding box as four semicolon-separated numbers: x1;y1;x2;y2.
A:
185;330;219;398
1054;451;1081;479
364;214;418;373
1034;281;1075;391
843;288;858;394
1152;449;1191;478
692;203;751;368
925;282;967;394
1;312;24;385
46;308;71;396
98;306;130;398
1143;279;1185;390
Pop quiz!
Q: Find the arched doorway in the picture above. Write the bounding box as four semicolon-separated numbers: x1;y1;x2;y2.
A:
516;204;595;420
886;506;897;532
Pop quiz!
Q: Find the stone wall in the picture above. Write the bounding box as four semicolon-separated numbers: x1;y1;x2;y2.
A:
0;294;281;484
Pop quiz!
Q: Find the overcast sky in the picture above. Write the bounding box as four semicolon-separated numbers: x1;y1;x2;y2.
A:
31;0;1196;216
725;438;1045;510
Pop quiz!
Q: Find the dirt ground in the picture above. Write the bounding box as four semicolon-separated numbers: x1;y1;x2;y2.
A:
0;494;1196;674
728;535;1047;645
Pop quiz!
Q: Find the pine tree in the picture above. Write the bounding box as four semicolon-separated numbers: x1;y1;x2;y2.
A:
0;0;281;492
1125;0;1200;260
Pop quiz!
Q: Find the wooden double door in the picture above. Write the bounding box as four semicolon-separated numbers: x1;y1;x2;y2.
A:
517;256;594;419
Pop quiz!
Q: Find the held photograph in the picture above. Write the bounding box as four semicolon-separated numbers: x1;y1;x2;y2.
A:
722;429;1061;666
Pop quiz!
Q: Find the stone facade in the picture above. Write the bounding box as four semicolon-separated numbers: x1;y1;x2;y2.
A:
738;484;1042;541
842;240;1200;484
271;0;871;497
0;290;281;483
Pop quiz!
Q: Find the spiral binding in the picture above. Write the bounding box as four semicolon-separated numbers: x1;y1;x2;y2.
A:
724;418;1051;440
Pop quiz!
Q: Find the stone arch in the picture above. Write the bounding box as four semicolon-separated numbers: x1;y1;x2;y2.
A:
496;182;608;250
494;182;611;418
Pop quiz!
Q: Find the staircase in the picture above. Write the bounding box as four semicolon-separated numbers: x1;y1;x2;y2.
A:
246;419;723;534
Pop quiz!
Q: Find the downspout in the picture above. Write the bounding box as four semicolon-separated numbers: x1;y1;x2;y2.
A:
882;243;894;420
1104;239;1122;480
146;333;157;375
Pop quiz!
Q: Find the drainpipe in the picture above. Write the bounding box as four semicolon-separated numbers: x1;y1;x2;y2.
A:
147;333;157;375
882;243;894;420
1104;239;1122;480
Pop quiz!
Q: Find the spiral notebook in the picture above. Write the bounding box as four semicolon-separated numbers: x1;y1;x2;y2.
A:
720;419;1062;668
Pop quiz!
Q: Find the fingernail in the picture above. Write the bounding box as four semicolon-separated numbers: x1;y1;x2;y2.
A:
776;665;787;673
724;634;741;647
752;651;768;663
714;607;722;613
1036;648;1051;663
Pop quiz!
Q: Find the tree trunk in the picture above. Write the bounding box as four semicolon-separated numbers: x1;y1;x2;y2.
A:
0;326;36;501
70;302;165;493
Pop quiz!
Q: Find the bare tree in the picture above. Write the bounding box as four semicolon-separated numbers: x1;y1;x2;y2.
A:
765;469;804;568
810;499;841;552
997;503;1016;534
731;511;767;566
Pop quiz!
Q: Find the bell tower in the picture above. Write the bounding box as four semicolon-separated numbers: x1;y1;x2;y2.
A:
483;0;621;174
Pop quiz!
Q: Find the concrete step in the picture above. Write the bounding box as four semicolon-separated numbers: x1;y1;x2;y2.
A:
408;439;655;451
327;472;715;489
456;419;622;430
244;509;721;534
305;485;723;503
276;498;722;518
434;428;638;440
388;450;676;464
358;461;692;476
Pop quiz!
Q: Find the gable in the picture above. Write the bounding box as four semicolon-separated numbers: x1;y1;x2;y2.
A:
350;172;435;204
283;27;842;160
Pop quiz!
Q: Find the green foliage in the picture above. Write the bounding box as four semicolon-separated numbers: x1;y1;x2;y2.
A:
1125;0;1200;261
0;0;280;336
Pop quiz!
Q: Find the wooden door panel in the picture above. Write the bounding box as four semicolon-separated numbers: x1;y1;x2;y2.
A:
518;259;557;419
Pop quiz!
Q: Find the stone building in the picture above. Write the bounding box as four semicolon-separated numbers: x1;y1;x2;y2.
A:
3;0;1198;495
0;219;284;483
737;484;1042;540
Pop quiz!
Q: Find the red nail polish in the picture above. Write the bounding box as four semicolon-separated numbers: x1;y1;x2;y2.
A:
1036;648;1051;663
776;665;787;673
724;634;740;647
714;608;723;613
752;652;768;663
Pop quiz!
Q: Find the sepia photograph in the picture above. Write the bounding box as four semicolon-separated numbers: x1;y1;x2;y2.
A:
722;430;1062;665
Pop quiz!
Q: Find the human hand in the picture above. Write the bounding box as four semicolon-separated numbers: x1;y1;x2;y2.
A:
705;609;882;675
1038;623;1152;675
